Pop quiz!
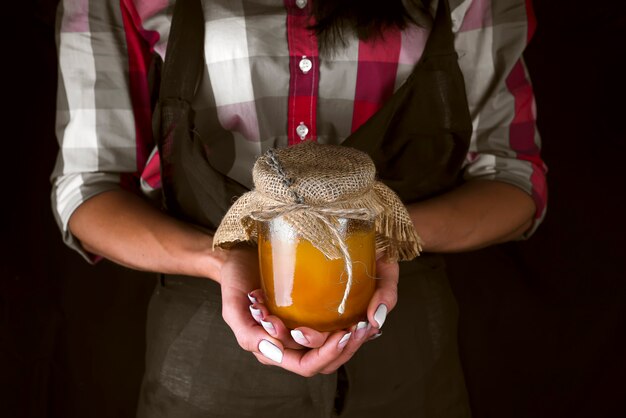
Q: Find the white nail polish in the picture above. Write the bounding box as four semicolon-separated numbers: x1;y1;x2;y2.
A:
291;329;309;345
355;321;369;339
374;304;388;329
259;340;283;363
249;305;262;322
369;331;383;341
261;320;276;335
338;332;352;349
247;292;257;304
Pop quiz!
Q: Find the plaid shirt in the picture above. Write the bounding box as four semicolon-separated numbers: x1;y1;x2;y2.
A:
52;0;547;257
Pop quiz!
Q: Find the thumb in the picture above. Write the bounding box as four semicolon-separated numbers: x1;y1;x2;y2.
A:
367;258;399;330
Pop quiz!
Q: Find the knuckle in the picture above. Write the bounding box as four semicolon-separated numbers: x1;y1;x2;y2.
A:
388;286;398;305
320;366;339;375
295;360;318;378
342;347;359;359
381;286;398;309
234;332;254;352
299;369;317;378
388;281;399;297
221;307;235;326
230;325;253;346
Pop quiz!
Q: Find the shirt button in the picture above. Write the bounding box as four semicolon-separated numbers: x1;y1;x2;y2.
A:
295;0;307;9
296;122;309;140
299;56;313;74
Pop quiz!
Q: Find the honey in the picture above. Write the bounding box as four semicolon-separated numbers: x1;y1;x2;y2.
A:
258;217;376;332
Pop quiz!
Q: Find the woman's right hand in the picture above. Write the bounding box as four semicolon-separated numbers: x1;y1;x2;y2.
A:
219;246;397;377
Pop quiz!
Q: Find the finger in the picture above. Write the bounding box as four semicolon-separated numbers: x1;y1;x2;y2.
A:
248;303;304;350
247;289;265;304
278;331;352;377
248;304;263;323
368;330;383;341
289;327;332;349
351;320;372;343
367;259;399;330
221;285;285;360
256;339;285;364
319;323;379;374
260;322;377;376
248;301;273;325
247;292;258;304
261;314;303;350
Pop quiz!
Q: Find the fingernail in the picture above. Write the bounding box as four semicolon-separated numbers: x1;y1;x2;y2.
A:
368;331;383;341
249;305;262;323
247;292;257;304
338;332;352;350
261;320;276;336
374;304;388;329
291;329;309;345
355;321;369;340
259;340;283;363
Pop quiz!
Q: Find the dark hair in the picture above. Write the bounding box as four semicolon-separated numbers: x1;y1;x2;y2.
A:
311;0;431;52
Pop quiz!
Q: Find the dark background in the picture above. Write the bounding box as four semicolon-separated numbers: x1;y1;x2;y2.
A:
3;0;625;417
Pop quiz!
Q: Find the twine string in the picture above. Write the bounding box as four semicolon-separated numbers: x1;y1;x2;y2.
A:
265;148;304;204
316;214;353;315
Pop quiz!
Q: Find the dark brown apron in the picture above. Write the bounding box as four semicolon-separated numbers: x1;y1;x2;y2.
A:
137;0;472;416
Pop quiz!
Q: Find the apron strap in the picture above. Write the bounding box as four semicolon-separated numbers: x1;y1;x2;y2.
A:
158;0;205;102
343;0;472;203
422;0;457;60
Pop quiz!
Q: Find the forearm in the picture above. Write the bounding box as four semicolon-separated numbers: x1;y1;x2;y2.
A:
408;180;535;253
68;189;226;282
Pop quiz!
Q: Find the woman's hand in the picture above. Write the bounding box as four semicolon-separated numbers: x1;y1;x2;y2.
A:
219;246;399;377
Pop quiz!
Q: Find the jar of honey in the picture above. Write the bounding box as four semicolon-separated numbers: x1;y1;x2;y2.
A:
258;216;376;332
213;142;421;333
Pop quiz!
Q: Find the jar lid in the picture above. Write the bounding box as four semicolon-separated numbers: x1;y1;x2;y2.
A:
253;141;376;205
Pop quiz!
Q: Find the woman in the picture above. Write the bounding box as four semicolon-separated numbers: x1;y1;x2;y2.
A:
52;0;546;416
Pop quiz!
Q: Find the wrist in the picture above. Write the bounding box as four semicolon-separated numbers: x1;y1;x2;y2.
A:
182;231;228;283
407;200;450;253
406;180;535;253
217;243;260;291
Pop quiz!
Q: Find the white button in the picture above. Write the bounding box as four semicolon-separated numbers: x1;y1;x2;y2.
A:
296;0;307;9
296;122;309;140
299;56;313;74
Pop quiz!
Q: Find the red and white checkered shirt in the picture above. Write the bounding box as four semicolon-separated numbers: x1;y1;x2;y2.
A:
52;0;547;258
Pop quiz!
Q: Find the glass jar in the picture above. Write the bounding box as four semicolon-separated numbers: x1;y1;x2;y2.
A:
258;216;376;332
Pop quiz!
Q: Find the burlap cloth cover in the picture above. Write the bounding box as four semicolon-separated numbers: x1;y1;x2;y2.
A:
214;141;421;258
